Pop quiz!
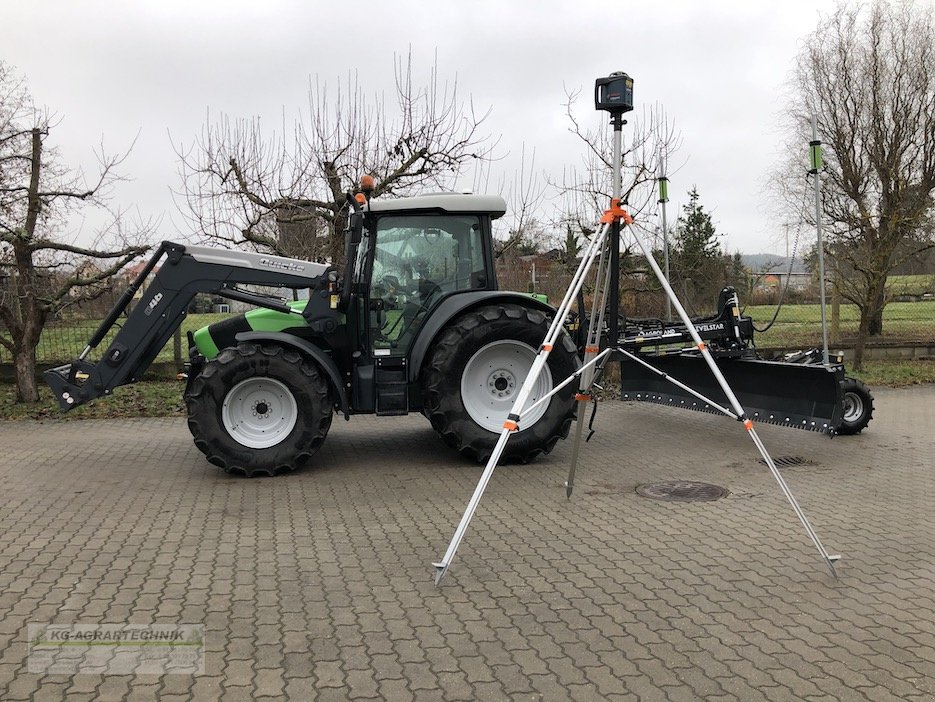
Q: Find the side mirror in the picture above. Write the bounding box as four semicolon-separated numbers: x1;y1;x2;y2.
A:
344;192;364;246
348;212;363;246
340;210;365;311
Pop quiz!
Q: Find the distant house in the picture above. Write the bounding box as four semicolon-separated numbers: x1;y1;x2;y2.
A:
753;271;812;292
760;273;781;290
121;260;159;284
743;254;812;293
67;260;109;298
119;260;160;300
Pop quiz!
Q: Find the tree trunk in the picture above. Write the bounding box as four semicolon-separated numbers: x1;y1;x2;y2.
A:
868;283;886;336
13;344;40;403
328;209;348;266
8;251;47;403
322;162;348;267
7;130;46;403
852;276;885;370
852;309;869;370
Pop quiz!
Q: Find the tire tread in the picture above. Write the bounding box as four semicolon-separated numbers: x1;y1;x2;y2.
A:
185;343;332;476
422;304;577;463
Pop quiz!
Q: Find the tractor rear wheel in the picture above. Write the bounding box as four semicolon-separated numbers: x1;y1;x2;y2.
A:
185;342;332;476
837;377;874;435
422;304;578;463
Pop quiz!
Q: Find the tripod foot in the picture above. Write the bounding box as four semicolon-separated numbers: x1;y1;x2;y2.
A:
432;562;449;587
564;481;574;499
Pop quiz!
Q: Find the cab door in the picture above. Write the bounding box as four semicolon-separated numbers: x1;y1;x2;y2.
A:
365;213;487;414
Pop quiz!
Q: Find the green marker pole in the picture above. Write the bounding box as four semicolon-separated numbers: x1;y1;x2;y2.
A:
810;113;830;365
658;149;671;321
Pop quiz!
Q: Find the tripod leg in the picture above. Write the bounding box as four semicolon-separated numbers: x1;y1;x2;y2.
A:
564;399;588;499
433;428;512;585
565;243;614;499
432;222;612;585
624;222;841;576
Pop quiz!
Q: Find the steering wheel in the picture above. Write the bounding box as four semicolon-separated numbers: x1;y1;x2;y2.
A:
421;228;443;244
416;279;442;306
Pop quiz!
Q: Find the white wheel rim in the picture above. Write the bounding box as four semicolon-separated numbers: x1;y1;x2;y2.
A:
460;340;553;433
843;391;863;423
222;377;298;449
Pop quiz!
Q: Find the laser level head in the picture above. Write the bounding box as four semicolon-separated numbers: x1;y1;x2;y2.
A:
595;72;633;114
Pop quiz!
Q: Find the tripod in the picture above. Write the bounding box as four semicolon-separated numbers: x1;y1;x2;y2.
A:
432;81;841;586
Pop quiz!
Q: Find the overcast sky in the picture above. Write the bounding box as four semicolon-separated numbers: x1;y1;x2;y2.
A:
2;0;898;256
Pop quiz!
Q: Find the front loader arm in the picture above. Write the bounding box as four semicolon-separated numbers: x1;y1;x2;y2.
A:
44;241;330;410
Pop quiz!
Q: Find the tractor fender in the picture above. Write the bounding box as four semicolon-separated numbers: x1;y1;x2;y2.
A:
234;331;350;418
408;291;555;384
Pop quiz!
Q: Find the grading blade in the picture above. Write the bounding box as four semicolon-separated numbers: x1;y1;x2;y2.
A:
620;353;844;434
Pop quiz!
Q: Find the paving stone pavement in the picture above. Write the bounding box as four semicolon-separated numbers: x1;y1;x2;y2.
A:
0;385;932;701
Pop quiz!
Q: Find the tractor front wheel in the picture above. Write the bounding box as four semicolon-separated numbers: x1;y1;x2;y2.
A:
185;342;333;476
422;304;578;463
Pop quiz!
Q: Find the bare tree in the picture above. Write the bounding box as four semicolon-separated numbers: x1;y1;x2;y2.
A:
491;143;550;258
0;62;150;402
558;92;680;223
554;91;681;315
176;53;495;264
783;1;935;367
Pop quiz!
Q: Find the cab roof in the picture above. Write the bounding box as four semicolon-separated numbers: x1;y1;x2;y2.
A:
364;193;507;219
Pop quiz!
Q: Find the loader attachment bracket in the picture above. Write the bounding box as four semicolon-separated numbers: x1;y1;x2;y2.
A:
44;359;101;410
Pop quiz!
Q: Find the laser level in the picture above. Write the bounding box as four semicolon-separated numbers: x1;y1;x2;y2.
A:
594;72;634;114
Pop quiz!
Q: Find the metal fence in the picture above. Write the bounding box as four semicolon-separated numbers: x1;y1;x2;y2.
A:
500;259;935;352
0;287;185;367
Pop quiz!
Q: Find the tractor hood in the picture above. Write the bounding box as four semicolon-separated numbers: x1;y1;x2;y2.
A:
185;246;329;279
192;301;312;359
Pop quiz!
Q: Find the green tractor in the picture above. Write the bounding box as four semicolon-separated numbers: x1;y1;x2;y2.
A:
44;187;870;478
45;191;579;476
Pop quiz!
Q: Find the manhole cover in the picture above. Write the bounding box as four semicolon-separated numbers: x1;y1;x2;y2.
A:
635;481;729;502
759;456;816;467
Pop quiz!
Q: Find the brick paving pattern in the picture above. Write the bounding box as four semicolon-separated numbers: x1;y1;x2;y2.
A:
0;385;932;700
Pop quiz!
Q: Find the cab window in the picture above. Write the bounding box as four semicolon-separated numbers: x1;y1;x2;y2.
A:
369;215;484;354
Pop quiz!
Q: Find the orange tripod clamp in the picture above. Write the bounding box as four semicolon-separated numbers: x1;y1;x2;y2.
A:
600;198;633;225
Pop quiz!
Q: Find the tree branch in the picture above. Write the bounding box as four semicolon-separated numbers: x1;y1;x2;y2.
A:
46;250;147;310
27;240;149;259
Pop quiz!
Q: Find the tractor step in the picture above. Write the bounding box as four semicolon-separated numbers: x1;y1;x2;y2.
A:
375;357;409;416
620;353;844;434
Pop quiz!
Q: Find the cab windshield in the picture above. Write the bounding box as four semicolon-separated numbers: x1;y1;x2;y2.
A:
368;214;486;354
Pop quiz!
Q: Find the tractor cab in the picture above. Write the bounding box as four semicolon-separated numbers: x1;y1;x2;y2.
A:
342;192;507;414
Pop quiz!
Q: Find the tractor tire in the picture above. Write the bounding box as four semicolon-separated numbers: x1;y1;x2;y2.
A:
422;303;579;463
185;342;332;476
837;377;874;435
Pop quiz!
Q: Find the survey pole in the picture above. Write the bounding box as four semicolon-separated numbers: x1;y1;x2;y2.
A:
810;114;831;365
